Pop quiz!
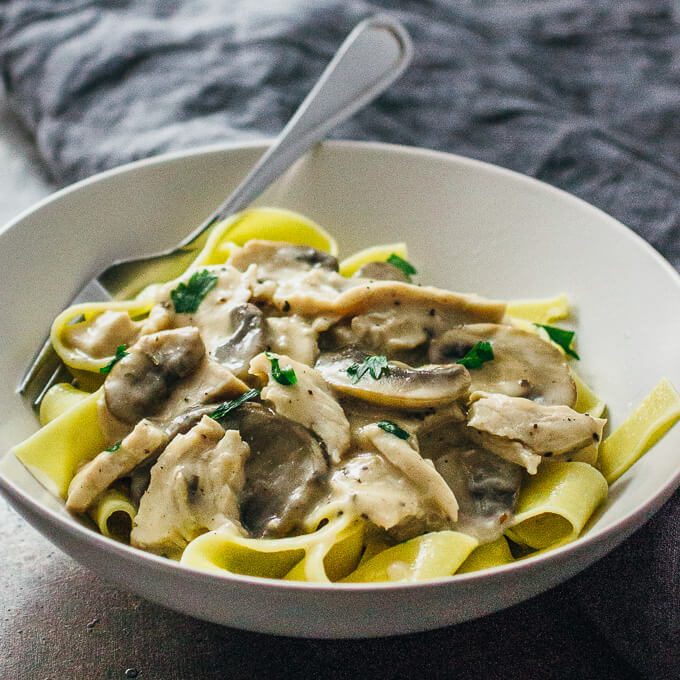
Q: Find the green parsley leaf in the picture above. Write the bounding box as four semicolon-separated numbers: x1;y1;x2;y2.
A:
170;269;218;314
534;324;580;360
265;352;297;385
210;389;260;420
456;341;494;369
386;254;418;282
346;355;389;384
377;420;410;440
100;345;128;374
105;441;122;452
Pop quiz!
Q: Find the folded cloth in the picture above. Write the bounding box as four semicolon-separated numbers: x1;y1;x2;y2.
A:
1;1;678;676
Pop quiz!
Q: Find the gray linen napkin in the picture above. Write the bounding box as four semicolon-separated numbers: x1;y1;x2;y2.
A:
1;1;678;677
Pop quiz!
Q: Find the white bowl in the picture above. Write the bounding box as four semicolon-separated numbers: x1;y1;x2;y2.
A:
1;141;679;638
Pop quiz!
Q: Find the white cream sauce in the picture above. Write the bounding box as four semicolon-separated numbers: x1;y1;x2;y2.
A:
63;240;605;557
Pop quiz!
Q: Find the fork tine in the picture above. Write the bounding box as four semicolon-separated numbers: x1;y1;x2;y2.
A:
18;335;63;402
18;277;113;410
32;361;74;410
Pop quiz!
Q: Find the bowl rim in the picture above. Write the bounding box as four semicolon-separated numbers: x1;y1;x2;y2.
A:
1;138;679;593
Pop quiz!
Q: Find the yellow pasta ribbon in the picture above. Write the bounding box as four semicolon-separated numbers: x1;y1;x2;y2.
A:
283;519;364;582
341;531;478;583
11;388;107;499
39;383;91;426
598;378;680;484
506;294;570;324
338;242;409;278
180;514;357;580
51;299;153;373
90;487;136;543
456;536;514;574
572;371;607;419
356;534;394;566
505;462;608;550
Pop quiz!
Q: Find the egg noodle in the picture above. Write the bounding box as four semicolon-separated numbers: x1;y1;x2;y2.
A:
11;208;680;583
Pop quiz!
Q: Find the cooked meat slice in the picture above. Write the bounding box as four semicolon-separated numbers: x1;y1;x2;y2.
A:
265;315;320;366
466;391;606;473
249;352;350;463
354;261;410;282
429;323;576;406
151;356;249;428
64;310;140;359
130;416;249;558
104;327;205;424
359;423;458;524
315;348;471;410
156;265;255;354
323;282;506;354
327;452;453;542
66;420;169;513
228;240;339;275
139;304;173;335
217;402;329;538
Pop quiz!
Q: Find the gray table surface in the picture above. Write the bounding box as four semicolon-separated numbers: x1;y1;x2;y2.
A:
0;97;642;680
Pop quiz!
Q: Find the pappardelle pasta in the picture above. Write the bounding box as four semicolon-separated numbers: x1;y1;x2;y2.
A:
12;207;680;583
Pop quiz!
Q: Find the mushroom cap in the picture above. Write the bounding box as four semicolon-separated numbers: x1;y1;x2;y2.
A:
315;348;471;410
433;446;522;521
213;303;266;379
217;402;328;537
104;327;205;424
429;323;576;406
354;261;410;282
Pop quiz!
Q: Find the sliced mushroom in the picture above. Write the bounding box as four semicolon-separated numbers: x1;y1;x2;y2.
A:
213;303;266;379
433;447;522;542
104;327;205;424
249;352;350;463
354;261;409;282
315;348;471;410
217;402;329;538
229;240;339;276
429;323;576;406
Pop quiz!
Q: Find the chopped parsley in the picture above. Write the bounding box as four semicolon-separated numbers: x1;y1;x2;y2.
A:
105;441;122;453
99;345;128;374
377;420;410;440
456;341;494;369
534;324;580;360
210;389;260;420
346;355;389;384
386;254;417;282
265;352;297;385
170;269;218;314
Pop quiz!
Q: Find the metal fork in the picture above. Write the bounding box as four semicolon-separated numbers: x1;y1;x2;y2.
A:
18;15;413;408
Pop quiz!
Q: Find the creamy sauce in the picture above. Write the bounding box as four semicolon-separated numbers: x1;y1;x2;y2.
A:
64;240;605;557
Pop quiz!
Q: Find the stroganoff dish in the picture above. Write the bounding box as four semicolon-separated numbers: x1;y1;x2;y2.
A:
13;208;680;582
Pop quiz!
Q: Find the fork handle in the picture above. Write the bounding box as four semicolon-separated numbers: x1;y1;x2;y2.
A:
177;14;413;247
